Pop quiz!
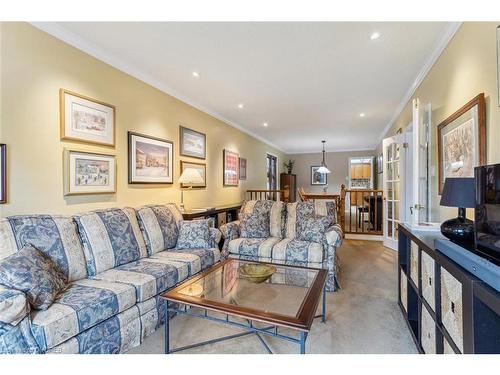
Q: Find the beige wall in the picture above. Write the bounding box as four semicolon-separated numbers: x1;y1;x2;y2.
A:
0;23;286;216
377;22;500;221
287;150;376;195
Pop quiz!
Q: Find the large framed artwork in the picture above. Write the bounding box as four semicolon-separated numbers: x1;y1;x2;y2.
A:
63;149;116;195
60;89;115;147
128;132;173;184
180;126;206;159
311;166;328;185
223;149;239;186
180;161;206;188
239;158;247;180
0;144;6;204
437;93;486;194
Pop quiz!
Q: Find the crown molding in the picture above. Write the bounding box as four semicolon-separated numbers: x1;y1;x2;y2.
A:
288;146;376;155
376;22;462;145
30;22;285;153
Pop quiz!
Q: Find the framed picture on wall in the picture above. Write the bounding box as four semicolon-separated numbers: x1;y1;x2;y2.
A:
311;166;328;185
0;144;6;204
223;149;239;186
128;132;174;184
180;160;206;188
437;93;486;194
180;126;206;159
239;158;247;180
63;149;116;195
60;89;115;147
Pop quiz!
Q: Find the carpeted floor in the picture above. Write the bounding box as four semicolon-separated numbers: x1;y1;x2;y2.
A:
129;239;418;354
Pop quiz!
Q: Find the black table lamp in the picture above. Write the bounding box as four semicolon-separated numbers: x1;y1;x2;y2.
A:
440;177;475;247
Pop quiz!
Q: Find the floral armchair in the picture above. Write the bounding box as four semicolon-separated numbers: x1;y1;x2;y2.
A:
220;200;343;291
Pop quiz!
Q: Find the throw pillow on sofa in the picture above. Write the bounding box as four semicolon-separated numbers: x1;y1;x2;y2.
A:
239;211;271;238
0;244;67;310
297;216;332;244
176;219;210;249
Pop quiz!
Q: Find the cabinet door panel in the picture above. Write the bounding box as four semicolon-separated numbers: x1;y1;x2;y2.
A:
410;241;419;286
400;270;408;312
441;267;464;353
421;251;435;311
421;305;436;353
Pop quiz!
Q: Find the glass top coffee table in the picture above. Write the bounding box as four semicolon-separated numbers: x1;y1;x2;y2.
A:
161;258;327;354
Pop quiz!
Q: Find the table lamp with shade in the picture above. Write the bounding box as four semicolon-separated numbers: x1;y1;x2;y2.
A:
178;168;204;211
440;177;475;247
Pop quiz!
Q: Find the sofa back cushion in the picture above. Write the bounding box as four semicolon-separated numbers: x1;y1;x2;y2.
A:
239;200;285;238
135;204;183;255
285;201;336;239
0;215;87;282
74;208;148;276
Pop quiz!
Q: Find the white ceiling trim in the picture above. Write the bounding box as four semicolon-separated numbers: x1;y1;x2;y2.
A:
289;146;377;155
376;22;462;146
30;22;285;152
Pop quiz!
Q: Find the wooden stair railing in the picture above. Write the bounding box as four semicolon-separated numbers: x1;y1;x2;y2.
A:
246;189;287;202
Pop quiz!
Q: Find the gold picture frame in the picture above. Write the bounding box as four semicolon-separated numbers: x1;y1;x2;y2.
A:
60;89;116;147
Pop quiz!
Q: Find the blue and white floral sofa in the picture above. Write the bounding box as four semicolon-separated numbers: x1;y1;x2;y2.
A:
220;200;343;292
0;204;221;354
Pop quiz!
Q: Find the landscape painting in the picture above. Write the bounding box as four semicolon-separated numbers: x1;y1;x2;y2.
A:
129;132;173;184
180;126;206;159
60;89;115;147
64;149;116;195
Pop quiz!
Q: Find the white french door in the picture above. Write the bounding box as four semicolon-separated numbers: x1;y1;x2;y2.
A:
382;133;406;250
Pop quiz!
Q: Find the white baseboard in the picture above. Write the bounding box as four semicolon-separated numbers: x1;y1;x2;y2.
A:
345;234;383;241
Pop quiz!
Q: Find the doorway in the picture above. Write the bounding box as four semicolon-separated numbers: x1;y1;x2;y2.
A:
266;154;277;190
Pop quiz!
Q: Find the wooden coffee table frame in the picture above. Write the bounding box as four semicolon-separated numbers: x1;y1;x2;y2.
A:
161;259;327;354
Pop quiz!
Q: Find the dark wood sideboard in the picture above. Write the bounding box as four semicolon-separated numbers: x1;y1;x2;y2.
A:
398;224;500;354
280;173;296;202
181;203;241;228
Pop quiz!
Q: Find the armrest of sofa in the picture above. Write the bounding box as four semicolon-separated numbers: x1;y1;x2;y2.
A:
0;287;40;354
219;221;240;258
208;227;222;248
0;287;29;327
325;223;343;248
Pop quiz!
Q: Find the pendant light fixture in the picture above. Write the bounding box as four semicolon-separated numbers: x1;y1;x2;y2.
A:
317;140;331;174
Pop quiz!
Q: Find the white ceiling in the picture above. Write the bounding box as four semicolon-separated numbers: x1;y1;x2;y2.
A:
34;22;458;153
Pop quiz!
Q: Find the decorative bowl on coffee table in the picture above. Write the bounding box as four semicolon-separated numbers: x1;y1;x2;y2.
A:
238;263;276;283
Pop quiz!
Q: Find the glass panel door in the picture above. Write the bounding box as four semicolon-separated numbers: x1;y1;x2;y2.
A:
383;134;405;250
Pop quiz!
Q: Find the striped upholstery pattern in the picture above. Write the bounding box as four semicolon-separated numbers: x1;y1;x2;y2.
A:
285;201;336;239
240;200;285;238
272;238;324;263
31;278;136;351
0;215;87;282
150;248;220;276
74;208;148;276
135;204;183;255
0;286;29;326
228;237;281;258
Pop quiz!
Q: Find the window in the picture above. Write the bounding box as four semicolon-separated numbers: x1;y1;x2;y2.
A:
266;154;277;190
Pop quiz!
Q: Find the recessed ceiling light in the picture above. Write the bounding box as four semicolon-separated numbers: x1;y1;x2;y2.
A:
370;32;381;40
263;122;268;127
192;71;200;78
359;113;366;118
237;103;244;109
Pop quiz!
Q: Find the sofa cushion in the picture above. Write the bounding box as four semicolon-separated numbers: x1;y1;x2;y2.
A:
0;215;87;282
285;201;336;239
30;278;135;351
74;208;148;276
135;204;183;255
239;212;270;238
228;237;281;258
176;219;210;250
91;259;185;303
297;215;332;244
272;238;324;263
240;200;285;238
0;245;67;310
151;248;220;276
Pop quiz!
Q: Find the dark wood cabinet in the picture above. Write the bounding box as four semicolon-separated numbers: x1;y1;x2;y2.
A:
280;173;296;202
398;224;500;354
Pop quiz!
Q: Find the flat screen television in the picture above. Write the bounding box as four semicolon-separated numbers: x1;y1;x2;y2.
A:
475;163;500;265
